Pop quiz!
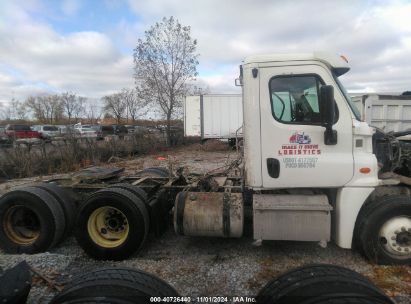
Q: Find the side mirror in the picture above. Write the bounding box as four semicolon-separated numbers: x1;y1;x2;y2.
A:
320;85;337;145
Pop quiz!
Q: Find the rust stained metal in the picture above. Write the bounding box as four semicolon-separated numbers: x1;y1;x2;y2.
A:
176;192;243;238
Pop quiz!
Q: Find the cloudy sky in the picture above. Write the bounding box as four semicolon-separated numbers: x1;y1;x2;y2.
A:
0;0;410;107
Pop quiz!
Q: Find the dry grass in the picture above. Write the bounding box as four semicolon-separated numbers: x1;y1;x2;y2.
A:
193;139;231;152
0;134;171;179
366;266;411;297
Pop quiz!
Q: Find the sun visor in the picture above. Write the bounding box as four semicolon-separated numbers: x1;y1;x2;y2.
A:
333;67;350;76
313;52;350;76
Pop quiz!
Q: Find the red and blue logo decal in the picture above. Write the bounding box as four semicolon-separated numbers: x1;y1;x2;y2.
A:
289;131;311;144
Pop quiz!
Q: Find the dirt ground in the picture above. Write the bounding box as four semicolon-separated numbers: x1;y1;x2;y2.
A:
0;142;410;303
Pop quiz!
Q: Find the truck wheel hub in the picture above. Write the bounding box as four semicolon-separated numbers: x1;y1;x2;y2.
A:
3;206;40;245
87;207;129;248
397;231;410;247
105;211;126;231
379;216;411;256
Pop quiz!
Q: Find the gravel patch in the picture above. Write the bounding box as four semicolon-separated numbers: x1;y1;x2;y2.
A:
2;228;409;303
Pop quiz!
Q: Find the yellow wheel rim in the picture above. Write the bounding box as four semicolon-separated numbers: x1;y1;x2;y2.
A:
87;207;129;248
3;205;40;245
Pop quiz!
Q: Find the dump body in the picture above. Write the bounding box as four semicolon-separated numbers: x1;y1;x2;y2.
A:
184;94;243;139
351;94;411;133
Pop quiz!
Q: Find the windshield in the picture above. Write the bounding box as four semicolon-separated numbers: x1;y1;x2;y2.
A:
44;126;58;131
332;72;361;121
8;125;31;131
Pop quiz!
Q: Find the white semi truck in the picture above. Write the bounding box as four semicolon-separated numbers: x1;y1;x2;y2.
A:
1;53;410;265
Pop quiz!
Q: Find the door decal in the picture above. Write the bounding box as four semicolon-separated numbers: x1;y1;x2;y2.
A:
278;131;321;169
289;131;311;144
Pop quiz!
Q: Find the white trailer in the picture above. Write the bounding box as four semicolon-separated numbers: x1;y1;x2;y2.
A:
184;94;243;140
351;94;411;133
185;93;411;139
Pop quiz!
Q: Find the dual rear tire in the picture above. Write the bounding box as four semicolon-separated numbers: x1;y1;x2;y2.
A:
0;180;154;260
0;183;76;254
75;185;149;260
72;167;171;260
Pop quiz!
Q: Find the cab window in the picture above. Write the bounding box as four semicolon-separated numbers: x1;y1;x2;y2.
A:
269;75;337;125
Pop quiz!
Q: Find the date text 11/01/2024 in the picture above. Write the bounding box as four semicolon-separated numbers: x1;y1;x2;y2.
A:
150;297;256;303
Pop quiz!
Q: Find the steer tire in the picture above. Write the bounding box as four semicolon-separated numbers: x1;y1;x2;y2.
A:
31;182;76;240
137;167;171;178
109;183;147;203
75;188;149;260
256;264;393;304
50;267;179;304
0;187;65;253
355;195;411;265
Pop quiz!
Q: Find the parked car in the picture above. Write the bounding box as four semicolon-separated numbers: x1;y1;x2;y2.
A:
4;124;41;143
132;126;151;135
101;125;128;139
90;125;104;140
56;125;71;135
31;125;60;140
73;124;98;138
125;125;136;134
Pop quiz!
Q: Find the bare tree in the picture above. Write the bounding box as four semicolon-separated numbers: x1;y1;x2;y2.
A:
15;101;27;121
60;92;79;124
49;94;63;123
103;93;126;124
133;16;199;145
0;101;12;121
25;96;46;122
25;95;63;124
122;88;147;123
85;98;102;124
8;98;27;121
38;96;53;123
74;96;86;122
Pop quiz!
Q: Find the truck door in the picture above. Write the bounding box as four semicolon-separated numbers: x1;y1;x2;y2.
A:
260;65;354;188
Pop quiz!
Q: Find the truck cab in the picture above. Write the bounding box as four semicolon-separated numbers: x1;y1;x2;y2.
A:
242;53;378;189
237;53;410;264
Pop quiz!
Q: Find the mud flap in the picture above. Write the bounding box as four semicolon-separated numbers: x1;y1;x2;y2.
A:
0;261;32;304
148;189;174;236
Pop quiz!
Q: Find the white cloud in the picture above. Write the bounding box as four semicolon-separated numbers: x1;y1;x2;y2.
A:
0;0;411;109
61;0;81;16
127;0;411;93
0;1;134;104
